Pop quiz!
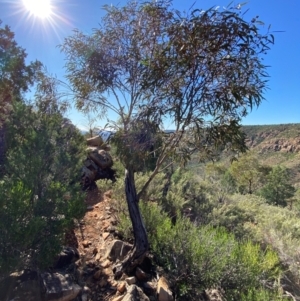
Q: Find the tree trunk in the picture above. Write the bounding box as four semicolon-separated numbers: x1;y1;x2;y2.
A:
113;168;149;278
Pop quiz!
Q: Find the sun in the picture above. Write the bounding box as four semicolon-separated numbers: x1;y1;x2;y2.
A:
22;0;52;19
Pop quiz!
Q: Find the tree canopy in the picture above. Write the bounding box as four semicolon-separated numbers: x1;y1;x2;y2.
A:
0;21;41;121
259;165;295;206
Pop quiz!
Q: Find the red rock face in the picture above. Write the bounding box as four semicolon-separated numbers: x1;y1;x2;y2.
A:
246;137;300;153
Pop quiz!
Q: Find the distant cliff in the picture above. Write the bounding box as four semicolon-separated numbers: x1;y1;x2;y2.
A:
243;124;300;153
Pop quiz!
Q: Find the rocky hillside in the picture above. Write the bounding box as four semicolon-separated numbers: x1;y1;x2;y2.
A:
242;123;300;187
243;124;300;153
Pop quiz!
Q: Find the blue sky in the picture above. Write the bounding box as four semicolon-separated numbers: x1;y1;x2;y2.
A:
2;0;300;129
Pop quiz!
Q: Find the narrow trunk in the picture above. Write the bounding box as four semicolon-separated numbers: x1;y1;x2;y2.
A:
113;168;149;278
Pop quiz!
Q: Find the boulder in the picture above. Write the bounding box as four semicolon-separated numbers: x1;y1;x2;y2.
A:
87;147;113;169
135;267;149;282
41;272;81;301
157;276;173;301
117;281;126;293
86;135;104;147
143;281;157;295
122;284;150;301
126;276;136;285
81;154;116;189
54;247;79;269
106;240;132;262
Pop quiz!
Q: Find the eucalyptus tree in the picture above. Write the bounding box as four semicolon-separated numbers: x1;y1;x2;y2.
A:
61;0;274;275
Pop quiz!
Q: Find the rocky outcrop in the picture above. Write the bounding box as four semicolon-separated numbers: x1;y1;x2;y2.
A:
246;137;300;153
87;147;113;169
81;135;116;188
243;124;300;154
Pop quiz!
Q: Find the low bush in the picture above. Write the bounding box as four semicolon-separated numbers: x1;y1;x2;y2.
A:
163;168;216;224
230;288;285;301
139;201;282;300
210;193;300;297
111;169;285;300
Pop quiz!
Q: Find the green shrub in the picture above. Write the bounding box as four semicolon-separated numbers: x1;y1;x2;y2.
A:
228;288;285;301
258;166;295;207
112;169;284;300
139;201;281;300
111;171;167;240
210;194;300;297
164;168;215;224
0;101;85;274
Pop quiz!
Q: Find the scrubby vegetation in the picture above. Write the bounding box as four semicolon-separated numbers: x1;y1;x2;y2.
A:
0;99;86;274
2;1;300;300
105;160;300;300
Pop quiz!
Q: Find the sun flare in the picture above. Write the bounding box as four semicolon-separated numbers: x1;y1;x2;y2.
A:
22;0;52;18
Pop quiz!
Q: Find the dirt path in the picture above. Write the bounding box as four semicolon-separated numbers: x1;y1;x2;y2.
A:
66;188;126;301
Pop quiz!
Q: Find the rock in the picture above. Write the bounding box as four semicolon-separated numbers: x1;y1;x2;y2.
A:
41;272;81;301
103;268;111;275
86;205;94;211
112;296;124;301
87;135;104;147
101;259;111;268
143;281;157;295
103;232;110;240
157;276;173;301
135;267;148;281
0;269;44;301
75;259;82;268
122;284;150;301
117;281;126;293
82;240;91;248
93;270;102;280
110;280;119;289
108;225;116;233
87;147;113;169
54;247;79;269
102;220;110;230
81;159;98;185
95;252;101;261
126;276;136;285
106;240;132;262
